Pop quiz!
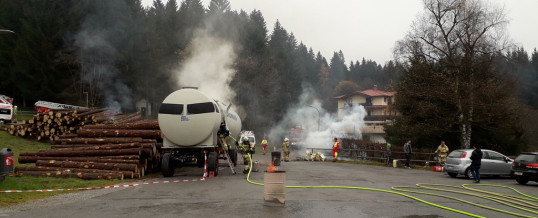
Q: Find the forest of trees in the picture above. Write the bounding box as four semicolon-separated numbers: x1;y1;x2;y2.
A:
0;0;537;153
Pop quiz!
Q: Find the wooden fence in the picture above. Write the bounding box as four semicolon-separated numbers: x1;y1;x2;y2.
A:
306;139;438;166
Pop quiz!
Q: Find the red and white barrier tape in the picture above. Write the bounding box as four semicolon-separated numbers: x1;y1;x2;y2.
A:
203;150;208;179
0;152;210;193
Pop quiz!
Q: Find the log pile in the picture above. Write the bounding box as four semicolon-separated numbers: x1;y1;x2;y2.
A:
15;119;163;180
1;108;143;142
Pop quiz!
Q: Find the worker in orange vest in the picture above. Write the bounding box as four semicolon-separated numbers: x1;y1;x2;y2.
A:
332;138;340;162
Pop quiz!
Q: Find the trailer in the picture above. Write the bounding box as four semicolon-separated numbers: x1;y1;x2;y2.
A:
34;100;87;114
158;87;241;177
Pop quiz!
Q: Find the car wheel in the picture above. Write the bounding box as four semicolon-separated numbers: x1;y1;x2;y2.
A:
515;177;529;185
464;168;473;179
448;172;458;178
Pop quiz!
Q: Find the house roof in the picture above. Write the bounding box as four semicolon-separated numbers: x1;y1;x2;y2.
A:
333;85;396;99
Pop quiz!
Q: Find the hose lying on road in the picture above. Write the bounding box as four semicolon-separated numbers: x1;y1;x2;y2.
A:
243;153;538;218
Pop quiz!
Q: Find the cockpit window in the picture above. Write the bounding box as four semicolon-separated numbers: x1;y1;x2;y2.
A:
187;102;215;114
159;103;183;115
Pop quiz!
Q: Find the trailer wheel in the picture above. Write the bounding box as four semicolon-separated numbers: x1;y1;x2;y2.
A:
208;151;219;176
161;153;175;177
230;149;237;166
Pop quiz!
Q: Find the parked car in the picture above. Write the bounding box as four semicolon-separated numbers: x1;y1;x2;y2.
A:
511;152;538;185
445;149;513;179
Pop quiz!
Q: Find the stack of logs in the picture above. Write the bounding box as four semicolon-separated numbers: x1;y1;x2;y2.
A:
2;108;142;141
15;119;162;180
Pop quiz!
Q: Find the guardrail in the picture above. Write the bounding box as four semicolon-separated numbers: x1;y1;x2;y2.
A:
305;147;437;166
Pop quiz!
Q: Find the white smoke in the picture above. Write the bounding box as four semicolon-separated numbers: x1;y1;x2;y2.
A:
75;30;133;112
268;85;367;152
175;34;237;105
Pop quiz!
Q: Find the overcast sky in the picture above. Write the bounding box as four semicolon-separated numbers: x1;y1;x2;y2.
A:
142;0;538;64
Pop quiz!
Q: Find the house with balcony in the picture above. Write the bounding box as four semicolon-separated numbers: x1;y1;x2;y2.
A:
333;85;396;143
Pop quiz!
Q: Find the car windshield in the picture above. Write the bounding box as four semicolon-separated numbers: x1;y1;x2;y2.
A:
448;151;464;158
515;154;537;162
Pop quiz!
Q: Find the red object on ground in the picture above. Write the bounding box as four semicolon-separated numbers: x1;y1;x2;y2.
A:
433;166;444;172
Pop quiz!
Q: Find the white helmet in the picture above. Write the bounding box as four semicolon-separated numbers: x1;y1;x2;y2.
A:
284;138;289;142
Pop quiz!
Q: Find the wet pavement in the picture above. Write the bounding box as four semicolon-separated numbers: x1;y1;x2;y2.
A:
1;150;537;218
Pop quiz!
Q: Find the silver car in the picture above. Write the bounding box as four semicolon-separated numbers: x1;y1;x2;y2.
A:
444;149;513;179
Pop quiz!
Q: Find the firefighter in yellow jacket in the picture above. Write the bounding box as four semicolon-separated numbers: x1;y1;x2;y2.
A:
435;141;449;166
282;138;290;162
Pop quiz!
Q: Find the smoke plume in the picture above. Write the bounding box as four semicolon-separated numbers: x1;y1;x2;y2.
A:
175;32;237;105
267;85;367;153
75;1;133;111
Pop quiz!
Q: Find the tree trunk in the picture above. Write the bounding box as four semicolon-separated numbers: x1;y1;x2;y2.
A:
77;129;161;139
14;166;137;179
81;119;158;130
15;171;124;180
18;156;141;164
36;160;138;172
55;137;145;144
20;148;141;157
47;143;141;151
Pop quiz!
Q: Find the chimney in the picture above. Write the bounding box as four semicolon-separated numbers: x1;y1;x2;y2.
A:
373;85;378;91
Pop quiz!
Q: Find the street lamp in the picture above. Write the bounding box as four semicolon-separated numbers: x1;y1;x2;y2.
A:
308;105;320;131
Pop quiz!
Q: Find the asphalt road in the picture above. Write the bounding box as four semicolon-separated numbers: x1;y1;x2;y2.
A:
1;151;537;218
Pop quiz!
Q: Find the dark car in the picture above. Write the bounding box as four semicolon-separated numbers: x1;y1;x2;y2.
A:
511;152;538;185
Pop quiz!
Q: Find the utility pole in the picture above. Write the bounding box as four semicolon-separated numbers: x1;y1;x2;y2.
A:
83;92;88;107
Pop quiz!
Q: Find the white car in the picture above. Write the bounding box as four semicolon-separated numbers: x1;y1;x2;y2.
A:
444;149;513;179
0;95;16;123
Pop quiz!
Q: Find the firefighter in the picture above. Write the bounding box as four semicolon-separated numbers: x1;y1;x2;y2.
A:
332;138;340;162
385;143;392;167
241;137;251;174
435;141;449;166
282;138;290;162
261;137;268;155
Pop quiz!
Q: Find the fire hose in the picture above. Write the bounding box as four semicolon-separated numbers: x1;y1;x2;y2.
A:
239;149;538;218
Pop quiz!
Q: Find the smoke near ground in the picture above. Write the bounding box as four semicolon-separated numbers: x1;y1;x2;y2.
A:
267;85;367;153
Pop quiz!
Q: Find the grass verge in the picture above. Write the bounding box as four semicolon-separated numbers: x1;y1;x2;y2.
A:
0;131;128;208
